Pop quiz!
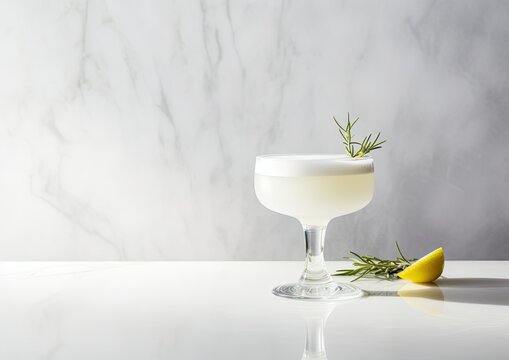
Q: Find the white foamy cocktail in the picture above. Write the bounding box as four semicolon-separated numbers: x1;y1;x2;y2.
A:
255;154;374;300
255;155;373;225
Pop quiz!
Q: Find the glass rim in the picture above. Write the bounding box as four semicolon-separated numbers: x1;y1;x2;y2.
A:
255;153;374;177
255;153;373;161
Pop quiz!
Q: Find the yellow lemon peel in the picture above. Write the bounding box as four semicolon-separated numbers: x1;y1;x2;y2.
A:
398;247;444;283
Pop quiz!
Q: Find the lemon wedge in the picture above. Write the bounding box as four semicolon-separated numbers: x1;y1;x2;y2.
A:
398;247;444;283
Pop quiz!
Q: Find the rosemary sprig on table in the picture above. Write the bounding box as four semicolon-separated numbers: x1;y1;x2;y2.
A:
333;242;417;282
333;113;386;157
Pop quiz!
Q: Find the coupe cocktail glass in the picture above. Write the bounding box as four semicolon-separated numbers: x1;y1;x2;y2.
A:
255;154;374;300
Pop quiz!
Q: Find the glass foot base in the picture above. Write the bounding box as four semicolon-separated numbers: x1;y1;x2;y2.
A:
273;281;364;301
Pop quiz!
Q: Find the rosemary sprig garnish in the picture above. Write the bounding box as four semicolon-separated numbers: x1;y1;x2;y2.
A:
333;242;417;281
333;113;386;157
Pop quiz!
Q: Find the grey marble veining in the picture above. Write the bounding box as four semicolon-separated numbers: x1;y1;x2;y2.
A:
0;0;508;260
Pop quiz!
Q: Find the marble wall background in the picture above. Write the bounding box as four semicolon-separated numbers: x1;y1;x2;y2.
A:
1;0;508;260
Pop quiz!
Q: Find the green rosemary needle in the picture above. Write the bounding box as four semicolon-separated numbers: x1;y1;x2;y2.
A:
333;242;417;282
333;113;386;157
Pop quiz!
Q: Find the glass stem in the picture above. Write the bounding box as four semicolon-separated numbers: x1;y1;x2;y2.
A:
299;225;333;286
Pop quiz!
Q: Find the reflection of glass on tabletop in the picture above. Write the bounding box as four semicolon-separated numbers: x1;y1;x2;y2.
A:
277;299;344;360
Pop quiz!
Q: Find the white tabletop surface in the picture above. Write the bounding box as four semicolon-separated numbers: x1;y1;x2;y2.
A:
1;261;508;359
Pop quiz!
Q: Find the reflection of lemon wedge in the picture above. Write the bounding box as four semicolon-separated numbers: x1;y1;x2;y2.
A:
398;283;445;316
398;247;444;283
398;283;444;302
